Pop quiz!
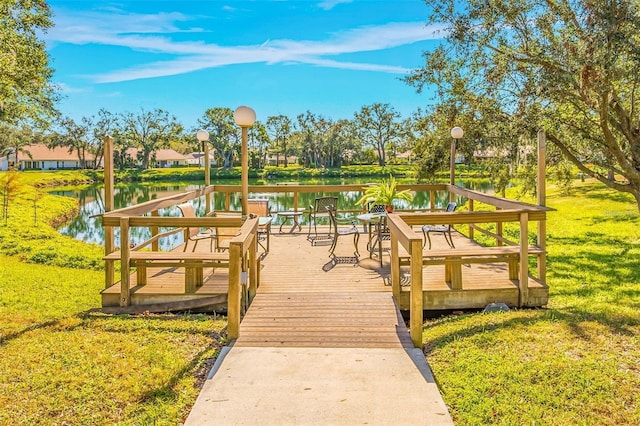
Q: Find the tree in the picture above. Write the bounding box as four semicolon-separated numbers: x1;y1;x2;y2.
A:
0;123;34;168
406;0;640;210
49;116;92;169
120;109;182;169
353;103;403;166
0;0;58;125
266;115;293;167
197;108;240;168
248;121;270;168
90;109;118;169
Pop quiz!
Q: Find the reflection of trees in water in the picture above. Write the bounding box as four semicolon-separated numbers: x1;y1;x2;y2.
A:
57;184;199;250
57;180;494;247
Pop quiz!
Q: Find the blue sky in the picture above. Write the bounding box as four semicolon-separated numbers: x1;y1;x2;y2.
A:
45;0;444;130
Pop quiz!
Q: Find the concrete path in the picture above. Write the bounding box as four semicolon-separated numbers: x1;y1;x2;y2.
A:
185;345;452;425
185;232;453;425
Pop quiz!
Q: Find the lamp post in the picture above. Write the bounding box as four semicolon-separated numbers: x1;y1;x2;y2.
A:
196;129;210;213
233;106;256;216
450;126;464;186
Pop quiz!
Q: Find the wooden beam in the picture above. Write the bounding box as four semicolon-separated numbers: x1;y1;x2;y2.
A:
120;217;130;307
537;130;547;282
390;230;400;299
102;295;227;315
104;136;115;289
410;238;423;348
519;212;529;307
227;242;242;339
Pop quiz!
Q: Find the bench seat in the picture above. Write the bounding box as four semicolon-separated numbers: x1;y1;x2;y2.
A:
400;245;545;290
104;251;231;291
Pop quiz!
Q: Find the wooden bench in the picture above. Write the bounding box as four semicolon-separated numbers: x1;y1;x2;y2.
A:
401;245;545;290
104;251;231;292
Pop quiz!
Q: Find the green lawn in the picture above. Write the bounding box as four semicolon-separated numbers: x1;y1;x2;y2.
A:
0;172;227;424
424;180;640;424
1;171;639;424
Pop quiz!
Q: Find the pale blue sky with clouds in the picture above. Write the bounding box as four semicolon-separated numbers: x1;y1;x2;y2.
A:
45;0;444;129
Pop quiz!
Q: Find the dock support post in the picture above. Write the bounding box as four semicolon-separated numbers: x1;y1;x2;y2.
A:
390;231;400;299
228;242;242;339
519;212;529;307
119;217;131;307
104;136;115;289
537;130;547;282
410;239;423;348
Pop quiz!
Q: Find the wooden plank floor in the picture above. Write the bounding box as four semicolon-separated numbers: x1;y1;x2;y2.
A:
236;229;412;348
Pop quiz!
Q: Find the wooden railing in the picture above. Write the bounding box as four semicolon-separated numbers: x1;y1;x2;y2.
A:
101;187;259;339
386;185;551;347
101;182;550;346
211;183;449;214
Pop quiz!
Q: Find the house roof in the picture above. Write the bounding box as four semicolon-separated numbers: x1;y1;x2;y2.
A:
125;148;186;161
2;144;95;162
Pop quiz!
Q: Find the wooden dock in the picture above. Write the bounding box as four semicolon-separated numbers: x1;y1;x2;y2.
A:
103;227;548;314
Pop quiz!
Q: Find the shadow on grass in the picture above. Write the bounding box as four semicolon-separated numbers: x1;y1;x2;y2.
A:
0;319;60;346
424;305;640;355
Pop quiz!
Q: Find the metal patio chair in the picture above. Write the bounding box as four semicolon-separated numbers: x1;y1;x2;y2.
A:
422;202;457;249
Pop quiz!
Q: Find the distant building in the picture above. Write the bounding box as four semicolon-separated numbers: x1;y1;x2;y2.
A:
184;152;216;167
266;153;298;166
124;148;187;168
0;144;97;171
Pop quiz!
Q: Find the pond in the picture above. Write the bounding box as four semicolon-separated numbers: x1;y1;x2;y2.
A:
55;177;495;249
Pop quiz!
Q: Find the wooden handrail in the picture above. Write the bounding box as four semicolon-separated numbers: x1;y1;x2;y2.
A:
102;186;216;217
227;216;259;339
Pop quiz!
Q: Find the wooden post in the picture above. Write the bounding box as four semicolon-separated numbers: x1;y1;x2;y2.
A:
204;142;211;215
227;242;242;339
450;139;456;187
519;212;529;307
241;126;249;216
390;230;400;299
248;237;258;303
293;191;299;211
120;217;131;307
468;199;474;240
429;190;435;212
104;136;115;289
496;207;503;246
537;130;547;282
151;210;159;252
410;238;423;348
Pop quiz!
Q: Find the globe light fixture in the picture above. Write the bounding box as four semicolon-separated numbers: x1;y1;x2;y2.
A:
196;129;209;142
233;106;256;127
234;106;256;215
450;126;464;140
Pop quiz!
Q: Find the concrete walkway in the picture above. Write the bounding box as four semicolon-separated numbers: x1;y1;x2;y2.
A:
185;345;452;425
185;231;453;425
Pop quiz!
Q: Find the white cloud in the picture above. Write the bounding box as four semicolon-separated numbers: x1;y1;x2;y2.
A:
318;0;353;11
46;8;445;83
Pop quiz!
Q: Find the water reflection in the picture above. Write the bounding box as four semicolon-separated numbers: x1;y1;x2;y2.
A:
55;178;494;249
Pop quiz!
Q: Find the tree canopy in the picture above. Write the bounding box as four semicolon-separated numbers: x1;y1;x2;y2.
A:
0;0;58;125
406;0;640;210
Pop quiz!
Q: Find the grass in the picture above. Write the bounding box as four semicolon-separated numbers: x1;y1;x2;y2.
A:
2;170;640;423
424;180;640;424
0;173;228;424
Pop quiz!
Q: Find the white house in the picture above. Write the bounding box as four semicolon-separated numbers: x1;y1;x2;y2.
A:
184;152;216;167
124;148;187;168
0;144;97;171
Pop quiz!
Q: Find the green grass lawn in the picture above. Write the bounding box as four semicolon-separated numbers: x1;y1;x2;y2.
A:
425;180;640;424
0;172;227;424
1;171;639;424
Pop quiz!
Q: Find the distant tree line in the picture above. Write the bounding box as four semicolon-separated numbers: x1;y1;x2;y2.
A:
4;0;640;210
